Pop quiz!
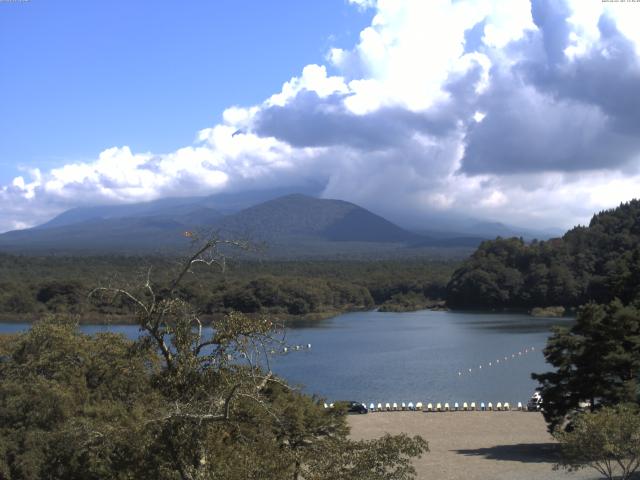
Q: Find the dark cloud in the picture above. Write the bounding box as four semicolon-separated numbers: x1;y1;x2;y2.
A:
459;0;640;175
524;13;640;136
253;91;459;151
461;75;638;174
529;0;572;65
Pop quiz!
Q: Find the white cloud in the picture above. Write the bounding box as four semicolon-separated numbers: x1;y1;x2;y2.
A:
266;64;348;107
348;0;376;9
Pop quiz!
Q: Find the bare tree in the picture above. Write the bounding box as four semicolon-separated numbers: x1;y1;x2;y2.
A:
90;235;286;479
86;234;428;480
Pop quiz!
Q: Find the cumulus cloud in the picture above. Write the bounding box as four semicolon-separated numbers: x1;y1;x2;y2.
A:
2;0;640;233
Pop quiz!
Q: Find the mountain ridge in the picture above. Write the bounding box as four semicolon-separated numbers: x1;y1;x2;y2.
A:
0;191;554;257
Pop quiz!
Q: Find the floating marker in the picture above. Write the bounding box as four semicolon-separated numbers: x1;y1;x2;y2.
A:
468;368;472;372
458;371;462;376
489;362;492;366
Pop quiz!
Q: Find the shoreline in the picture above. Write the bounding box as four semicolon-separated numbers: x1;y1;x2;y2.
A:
0;304;572;327
0;303;452;326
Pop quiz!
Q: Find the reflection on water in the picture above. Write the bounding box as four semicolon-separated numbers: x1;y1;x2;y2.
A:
0;310;571;405
453;314;574;334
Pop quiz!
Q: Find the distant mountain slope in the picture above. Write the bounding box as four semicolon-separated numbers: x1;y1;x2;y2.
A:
34;186;313;230
217;194;420;243
446;199;640;309
0;192;497;256
0;216;192;253
0;194;425;254
34;196;215;230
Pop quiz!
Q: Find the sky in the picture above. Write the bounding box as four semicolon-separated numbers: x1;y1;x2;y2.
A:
1;0;640;232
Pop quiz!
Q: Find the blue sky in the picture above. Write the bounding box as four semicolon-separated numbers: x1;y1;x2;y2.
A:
0;0;371;183
1;0;640;232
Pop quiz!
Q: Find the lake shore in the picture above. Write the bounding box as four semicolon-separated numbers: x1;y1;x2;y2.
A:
349;411;597;480
0;303;450;325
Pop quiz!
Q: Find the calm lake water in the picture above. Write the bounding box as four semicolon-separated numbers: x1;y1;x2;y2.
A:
0;310;570;406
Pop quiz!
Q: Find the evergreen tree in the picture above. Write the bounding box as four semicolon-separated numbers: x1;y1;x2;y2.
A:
532;301;640;431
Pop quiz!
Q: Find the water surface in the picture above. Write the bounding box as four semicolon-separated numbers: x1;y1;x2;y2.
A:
1;310;570;406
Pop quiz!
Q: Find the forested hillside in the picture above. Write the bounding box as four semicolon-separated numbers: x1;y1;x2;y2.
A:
446;200;640;309
0;255;454;321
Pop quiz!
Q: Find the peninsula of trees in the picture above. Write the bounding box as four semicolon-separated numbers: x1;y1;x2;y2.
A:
446;200;640;310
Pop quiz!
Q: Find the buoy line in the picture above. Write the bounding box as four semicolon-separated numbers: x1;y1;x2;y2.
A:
455;345;538;377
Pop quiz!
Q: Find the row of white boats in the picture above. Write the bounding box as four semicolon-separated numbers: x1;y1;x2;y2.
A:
325;400;536;412
324;392;545;413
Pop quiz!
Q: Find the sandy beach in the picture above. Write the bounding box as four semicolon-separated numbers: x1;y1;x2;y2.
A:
349;411;599;480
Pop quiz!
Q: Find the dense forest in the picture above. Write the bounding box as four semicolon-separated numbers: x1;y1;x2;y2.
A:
0;254;454;322
446;200;640;310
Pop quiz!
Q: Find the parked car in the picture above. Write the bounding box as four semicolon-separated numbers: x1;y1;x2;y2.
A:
333;401;368;414
527;391;543;411
347;401;368;414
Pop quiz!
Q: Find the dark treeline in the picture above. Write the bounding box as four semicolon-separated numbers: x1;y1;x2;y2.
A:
0;255;455;321
446;200;640;310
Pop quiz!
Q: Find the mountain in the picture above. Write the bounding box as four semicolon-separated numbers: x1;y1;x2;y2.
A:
462;221;562;240
34;186;321;230
34;196;220;230
215;194;420;243
412;219;560;241
0;217;192;253
0;194;436;255
0;190;541;257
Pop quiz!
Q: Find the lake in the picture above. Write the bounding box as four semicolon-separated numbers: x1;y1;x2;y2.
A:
0;310;570;407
